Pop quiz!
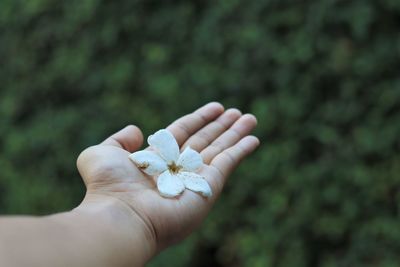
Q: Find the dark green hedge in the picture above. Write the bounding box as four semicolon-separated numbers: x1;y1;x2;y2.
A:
1;0;400;266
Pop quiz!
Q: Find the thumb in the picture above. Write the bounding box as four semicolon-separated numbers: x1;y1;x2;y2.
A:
101;125;144;152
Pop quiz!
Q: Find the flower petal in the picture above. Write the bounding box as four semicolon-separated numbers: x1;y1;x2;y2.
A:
177;146;203;172
157;171;185;198
129;151;167;175
148;129;180;164
179;171;212;197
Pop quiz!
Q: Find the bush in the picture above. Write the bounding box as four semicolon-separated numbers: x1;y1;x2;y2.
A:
1;0;400;266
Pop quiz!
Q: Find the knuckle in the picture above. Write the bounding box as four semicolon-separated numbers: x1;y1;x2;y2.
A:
229;128;242;139
193;112;208;124
222;150;237;166
196;130;212;143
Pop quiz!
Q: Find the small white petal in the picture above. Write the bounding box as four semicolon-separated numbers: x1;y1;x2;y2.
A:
179;171;212;197
177;146;203;172
129;151;167;175
148;129;180;164
157;171;185;198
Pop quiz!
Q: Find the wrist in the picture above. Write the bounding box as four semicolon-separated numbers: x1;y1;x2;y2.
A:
73;194;157;266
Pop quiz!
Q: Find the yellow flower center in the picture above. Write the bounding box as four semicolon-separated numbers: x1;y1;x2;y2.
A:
168;162;182;174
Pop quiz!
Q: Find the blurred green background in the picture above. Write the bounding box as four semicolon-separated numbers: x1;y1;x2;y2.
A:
1;0;400;266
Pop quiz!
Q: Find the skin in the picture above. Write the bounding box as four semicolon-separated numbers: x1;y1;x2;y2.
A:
0;102;259;267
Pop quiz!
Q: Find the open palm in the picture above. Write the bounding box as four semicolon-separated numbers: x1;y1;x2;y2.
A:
76;102;259;249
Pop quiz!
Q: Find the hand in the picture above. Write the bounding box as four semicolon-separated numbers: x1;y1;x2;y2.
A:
76;102;259;259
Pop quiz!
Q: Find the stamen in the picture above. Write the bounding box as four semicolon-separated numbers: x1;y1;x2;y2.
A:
137;162;149;170
168;162;182;174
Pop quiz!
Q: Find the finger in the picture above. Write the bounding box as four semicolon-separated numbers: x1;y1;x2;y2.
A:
101;125;144;152
201;114;258;164
205;135;260;195
166;102;224;146
181;108;242;152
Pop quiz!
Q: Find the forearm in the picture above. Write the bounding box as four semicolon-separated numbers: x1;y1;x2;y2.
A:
0;195;156;267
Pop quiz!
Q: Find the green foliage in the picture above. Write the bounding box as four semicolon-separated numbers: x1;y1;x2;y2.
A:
1;0;400;266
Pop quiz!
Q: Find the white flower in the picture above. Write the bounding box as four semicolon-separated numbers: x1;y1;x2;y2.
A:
129;129;212;198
